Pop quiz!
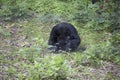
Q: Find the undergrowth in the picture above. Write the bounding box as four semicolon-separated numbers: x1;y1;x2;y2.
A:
0;0;120;80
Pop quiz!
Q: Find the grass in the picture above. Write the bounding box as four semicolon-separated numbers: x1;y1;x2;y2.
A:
0;17;120;80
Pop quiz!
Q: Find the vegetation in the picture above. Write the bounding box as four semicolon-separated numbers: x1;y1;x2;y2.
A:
0;0;120;79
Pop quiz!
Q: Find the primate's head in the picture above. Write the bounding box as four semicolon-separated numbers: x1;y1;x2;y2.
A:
55;36;71;51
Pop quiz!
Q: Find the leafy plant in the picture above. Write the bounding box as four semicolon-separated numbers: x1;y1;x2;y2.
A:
0;0;30;20
27;54;70;80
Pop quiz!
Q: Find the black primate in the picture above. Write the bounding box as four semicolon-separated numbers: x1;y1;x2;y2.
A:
48;22;80;52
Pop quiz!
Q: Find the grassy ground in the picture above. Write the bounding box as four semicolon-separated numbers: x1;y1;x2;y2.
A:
0;17;120;80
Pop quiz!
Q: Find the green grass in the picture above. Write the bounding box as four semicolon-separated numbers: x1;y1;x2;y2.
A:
0;17;120;80
0;0;120;79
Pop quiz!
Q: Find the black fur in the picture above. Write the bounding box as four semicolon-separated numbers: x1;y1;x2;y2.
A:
48;22;80;52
